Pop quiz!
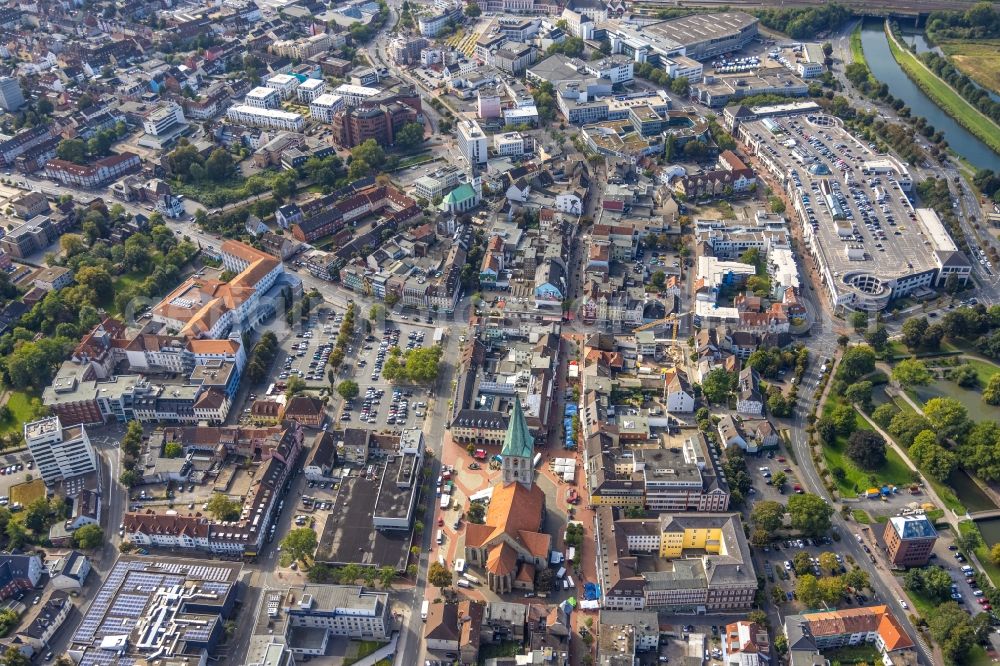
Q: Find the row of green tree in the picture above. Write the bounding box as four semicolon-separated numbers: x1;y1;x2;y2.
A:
839;63;955;164
919;49;1000;128
307;562;400;587
245;331;279;385
902;304;1000;361
382;345;443;384
755;4;853;39
633;61;690;96
327;302;357;371
971;168;1000;204
118;420;145;487
904;563;991;664
916;177;972;255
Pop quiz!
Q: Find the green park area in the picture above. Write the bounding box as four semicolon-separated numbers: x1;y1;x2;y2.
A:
0;391;46;438
820;390;912;497
939;39;1000;95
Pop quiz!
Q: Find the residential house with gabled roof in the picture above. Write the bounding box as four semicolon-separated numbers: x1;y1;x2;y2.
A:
717;414;748;452
0;554;43;600
425;600;484;664
744;418;779;450
661;368;694;413
283;395;325;428
721;620;770;666
736;367;763;415
48;551;91;590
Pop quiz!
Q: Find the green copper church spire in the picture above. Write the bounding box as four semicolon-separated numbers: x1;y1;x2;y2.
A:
501;397;534;459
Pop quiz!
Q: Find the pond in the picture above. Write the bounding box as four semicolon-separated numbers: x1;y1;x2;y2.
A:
909;380;997;423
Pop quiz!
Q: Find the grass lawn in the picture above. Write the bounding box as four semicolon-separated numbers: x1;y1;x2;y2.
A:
940;39;1000;96
344;640;383;666
395;153;440;170
850;23;866;65
903;584;941;622
927;475;967;515
880;340;908;360
0;390;46;436
824;643;883;664
10;479;45;506
885;25;1000;155
959;520;1000;587
479;642;523;666
852;509;872;523
963;358;1000;386
968;645;993;666
114;271;145;291
172;169;285;208
891;395;918;417
102;271;148;315
822;392;913;497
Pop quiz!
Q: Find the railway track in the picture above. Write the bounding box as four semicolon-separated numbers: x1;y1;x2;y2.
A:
633;0;996;16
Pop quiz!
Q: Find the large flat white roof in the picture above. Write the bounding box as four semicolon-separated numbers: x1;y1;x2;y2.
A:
229;105;303;121
310;93;343;107
334;84;381;96
247;86;278;99
915;208;957;253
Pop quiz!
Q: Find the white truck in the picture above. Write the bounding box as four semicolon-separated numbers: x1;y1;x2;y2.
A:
440;493;451;510
421;600;429;621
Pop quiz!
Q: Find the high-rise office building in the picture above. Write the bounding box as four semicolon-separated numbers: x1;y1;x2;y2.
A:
24;416;97;484
457;119;487;168
0;77;25;112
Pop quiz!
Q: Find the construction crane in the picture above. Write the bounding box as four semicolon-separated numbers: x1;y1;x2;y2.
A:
634;310;691;367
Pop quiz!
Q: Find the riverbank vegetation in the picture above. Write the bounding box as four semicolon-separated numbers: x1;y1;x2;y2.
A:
850;23;865;65
919;49;1000;129
840;58;952;164
884;22;1000;157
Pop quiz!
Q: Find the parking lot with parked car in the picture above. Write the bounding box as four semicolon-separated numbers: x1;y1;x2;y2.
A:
336;321;433;432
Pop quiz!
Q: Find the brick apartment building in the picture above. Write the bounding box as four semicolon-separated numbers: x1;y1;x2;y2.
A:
883;515;937;567
332;102;420;149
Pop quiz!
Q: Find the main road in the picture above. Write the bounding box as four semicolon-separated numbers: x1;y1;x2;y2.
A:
786;345;933;664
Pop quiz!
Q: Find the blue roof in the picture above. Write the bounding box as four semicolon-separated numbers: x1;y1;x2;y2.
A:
890;515;937;540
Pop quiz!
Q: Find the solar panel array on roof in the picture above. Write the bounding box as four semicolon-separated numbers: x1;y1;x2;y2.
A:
73;558;239;647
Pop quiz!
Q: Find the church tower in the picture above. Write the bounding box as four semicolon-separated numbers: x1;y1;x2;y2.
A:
501;398;534;489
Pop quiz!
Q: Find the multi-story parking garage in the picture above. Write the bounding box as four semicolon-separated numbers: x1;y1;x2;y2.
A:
736;110;970;312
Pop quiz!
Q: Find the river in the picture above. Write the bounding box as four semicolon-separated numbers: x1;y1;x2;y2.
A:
895;24;1000;104
859;19;999;170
